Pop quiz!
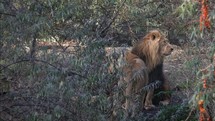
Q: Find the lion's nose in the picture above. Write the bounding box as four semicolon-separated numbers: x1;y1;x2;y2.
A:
171;48;173;51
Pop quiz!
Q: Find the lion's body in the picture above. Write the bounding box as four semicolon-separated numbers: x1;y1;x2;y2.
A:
119;30;173;117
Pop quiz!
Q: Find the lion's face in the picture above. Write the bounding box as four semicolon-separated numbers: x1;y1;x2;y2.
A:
146;30;173;57
159;37;173;56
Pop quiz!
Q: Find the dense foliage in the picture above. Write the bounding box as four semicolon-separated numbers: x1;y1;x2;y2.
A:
0;0;215;121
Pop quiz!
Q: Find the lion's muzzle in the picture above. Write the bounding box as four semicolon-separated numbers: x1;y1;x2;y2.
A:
163;44;174;56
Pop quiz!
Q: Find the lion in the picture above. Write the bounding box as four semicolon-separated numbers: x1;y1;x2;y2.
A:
118;29;174;117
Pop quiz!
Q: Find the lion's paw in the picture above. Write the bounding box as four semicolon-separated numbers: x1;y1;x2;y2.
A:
159;100;170;106
144;104;156;110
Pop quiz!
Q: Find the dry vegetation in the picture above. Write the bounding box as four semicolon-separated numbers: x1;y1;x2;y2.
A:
1;0;215;121
1;40;214;121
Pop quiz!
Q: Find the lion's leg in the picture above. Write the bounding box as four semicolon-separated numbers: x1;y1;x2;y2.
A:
124;81;134;117
144;90;155;110
140;91;147;111
123;52;150;115
159;77;171;106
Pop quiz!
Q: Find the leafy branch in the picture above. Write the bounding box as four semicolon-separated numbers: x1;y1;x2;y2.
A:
0;58;87;79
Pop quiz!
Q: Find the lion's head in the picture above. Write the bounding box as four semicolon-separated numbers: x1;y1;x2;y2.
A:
131;30;173;71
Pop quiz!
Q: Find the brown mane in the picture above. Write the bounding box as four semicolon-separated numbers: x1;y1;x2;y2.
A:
131;30;165;71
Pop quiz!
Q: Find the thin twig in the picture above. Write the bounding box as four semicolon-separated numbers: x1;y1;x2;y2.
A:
99;0;127;37
185;107;194;121
0;12;16;17
0;59;87;78
51;35;70;52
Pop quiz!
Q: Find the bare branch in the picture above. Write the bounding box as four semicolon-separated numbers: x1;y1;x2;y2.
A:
0;59;87;79
0;12;16;17
99;0;127;38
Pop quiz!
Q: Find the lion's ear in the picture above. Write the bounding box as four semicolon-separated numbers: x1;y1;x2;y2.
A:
150;30;161;41
151;34;156;40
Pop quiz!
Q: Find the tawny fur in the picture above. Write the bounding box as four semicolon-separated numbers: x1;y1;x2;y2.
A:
121;29;173;117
